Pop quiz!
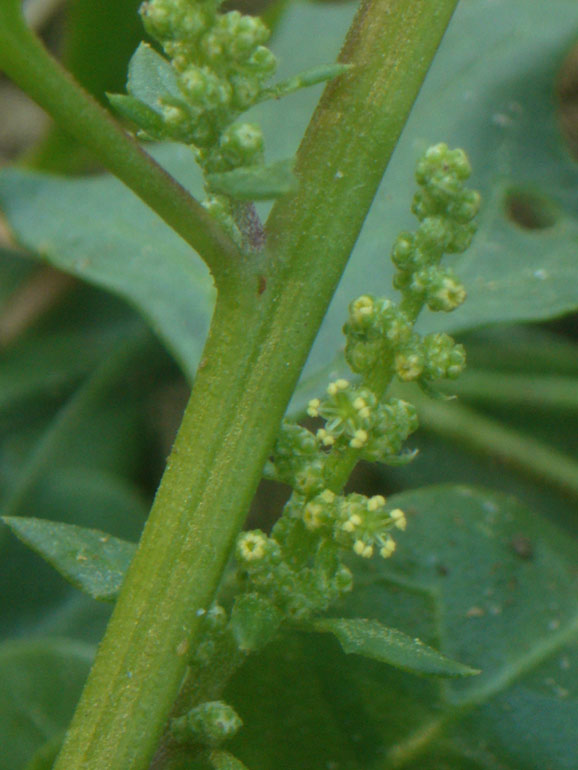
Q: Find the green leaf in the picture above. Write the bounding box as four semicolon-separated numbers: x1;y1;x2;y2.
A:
206;160;297;201
230;594;283;652
310;617;479;678
259;63;351;101
109;43;197;141
126;42;183;111
294;0;578;379
1;1;575;387
23;733;63;770
0;145;211;380
0;638;93;770
108;93;171;138
2;517;136;602
207;749;251;770
226;486;578;769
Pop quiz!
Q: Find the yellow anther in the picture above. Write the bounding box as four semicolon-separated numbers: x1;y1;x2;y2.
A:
390;508;407;531
380;539;396;559
350;429;368;449
367;495;386;511
307;398;321;417
317;429;335;447
342;514;362;533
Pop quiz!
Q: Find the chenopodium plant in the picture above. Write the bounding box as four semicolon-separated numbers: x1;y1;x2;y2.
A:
162;143;481;756
109;0;347;246
0;0;479;763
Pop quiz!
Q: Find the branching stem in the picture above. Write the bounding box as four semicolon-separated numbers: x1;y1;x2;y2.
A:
0;0;464;767
0;2;243;286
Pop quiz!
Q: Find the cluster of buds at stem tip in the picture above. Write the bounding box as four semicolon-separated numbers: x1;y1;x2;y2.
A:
140;0;274;168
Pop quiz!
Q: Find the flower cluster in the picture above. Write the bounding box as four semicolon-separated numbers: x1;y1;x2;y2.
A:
301;490;407;559
307;380;419;462
235;525;353;620
168;146;479;748
140;0;275;170
237;144;479;625
391;143;480;310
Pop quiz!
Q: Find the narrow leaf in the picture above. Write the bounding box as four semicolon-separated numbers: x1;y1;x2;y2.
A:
2;517;135;602
311;617;480;678
260;63;350;101
107;93;171;139
206;159;297;201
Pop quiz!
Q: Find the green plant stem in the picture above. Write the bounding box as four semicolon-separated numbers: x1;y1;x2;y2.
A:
43;1;460;768
412;390;578;502
0;2;242;285
442;370;578;412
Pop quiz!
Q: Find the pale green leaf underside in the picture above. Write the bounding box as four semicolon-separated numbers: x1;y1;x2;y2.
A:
311;617;479;679
2;517;136;602
0;1;576;385
0;145;212;381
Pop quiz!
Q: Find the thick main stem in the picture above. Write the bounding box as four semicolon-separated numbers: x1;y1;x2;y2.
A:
46;1;460;767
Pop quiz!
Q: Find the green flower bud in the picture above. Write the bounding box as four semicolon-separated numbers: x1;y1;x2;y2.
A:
422;333;466;380
445;221;477;254
179;65;231;109
219;122;264;167
245;46;277;77
230;74;261;110
449;188;481;224
172;701;242;746
395;346;425;381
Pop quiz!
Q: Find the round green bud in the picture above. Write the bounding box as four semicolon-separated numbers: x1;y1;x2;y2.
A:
414;216;451;255
449;189;481;224
230;74;261;110
219;122;264;167
445;221;476;254
426;269;467;312
245;46;277;78
179;65;231;110
422;333;466;380
391;232;415;269
172;701;243;746
395;347;425;381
